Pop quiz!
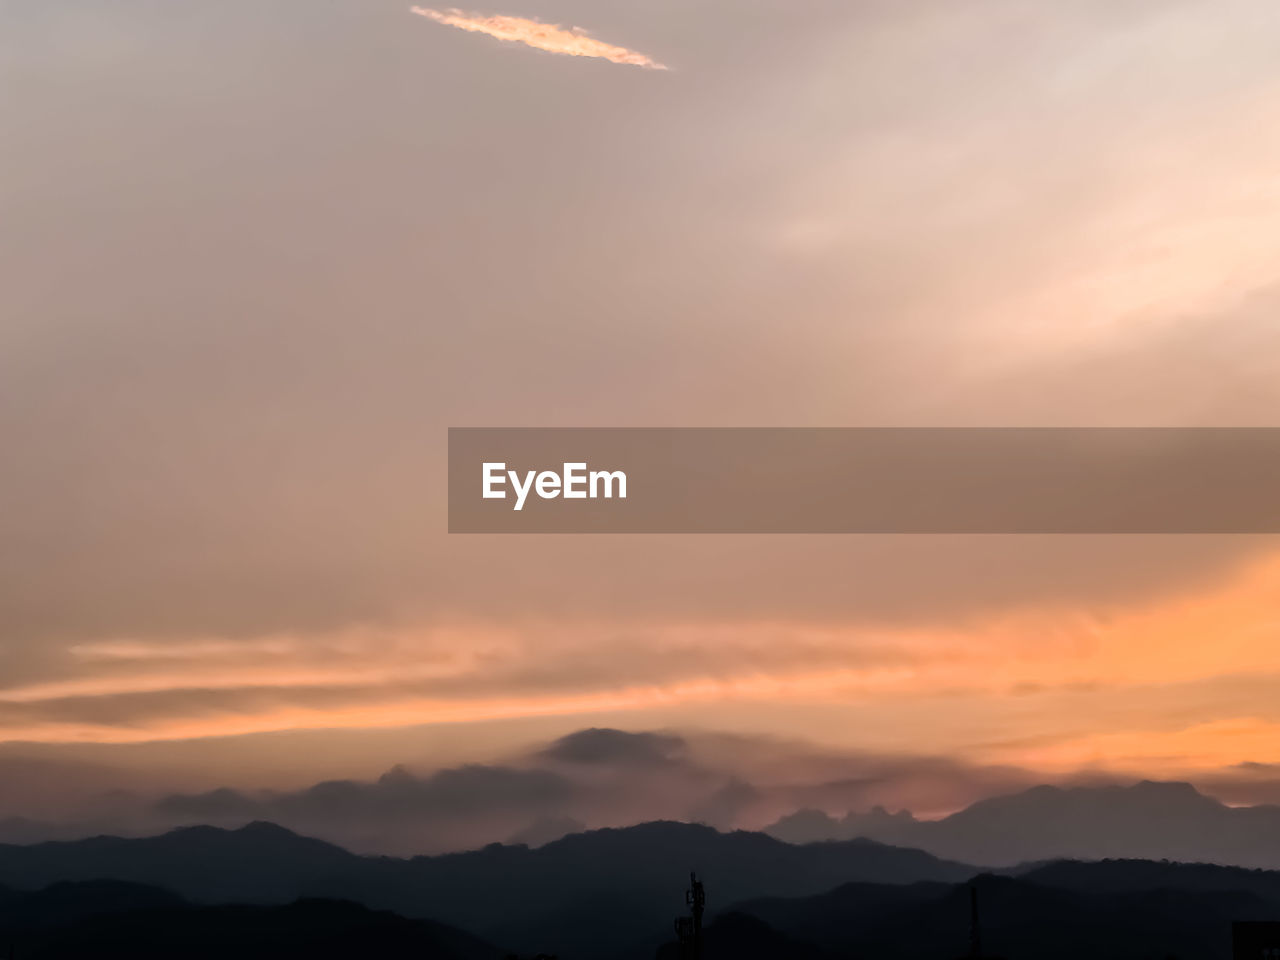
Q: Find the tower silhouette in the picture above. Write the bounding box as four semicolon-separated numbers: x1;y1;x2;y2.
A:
674;871;705;960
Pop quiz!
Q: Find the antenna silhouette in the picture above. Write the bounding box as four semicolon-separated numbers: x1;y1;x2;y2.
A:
674;871;705;960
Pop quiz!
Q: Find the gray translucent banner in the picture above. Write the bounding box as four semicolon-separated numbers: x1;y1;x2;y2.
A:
448;428;1280;533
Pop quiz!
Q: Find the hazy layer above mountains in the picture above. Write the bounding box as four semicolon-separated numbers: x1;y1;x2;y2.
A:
12;726;1280;867
0;725;1042;854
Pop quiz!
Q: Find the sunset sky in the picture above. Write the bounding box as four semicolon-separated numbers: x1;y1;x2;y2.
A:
3;0;1280;849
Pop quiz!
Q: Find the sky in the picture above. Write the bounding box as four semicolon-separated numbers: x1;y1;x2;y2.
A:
2;0;1280;851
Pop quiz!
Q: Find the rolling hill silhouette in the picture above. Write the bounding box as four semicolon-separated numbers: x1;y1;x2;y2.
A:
0;821;359;902
666;871;1280;960
0;880;504;959
7;828;1280;958
767;780;1280;867
1020;857;1280;901
0;820;974;959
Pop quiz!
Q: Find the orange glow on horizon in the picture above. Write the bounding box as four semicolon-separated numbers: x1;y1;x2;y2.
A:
4;551;1280;786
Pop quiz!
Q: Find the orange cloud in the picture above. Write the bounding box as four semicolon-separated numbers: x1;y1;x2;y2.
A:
410;7;667;70
1002;718;1280;775
5;550;1280;778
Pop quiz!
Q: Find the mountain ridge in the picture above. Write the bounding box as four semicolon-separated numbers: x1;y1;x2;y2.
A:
766;779;1280;867
675;871;1280;960
0;879;504;959
0;819;976;959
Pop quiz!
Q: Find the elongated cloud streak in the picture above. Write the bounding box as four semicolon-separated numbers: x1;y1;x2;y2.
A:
410;7;666;70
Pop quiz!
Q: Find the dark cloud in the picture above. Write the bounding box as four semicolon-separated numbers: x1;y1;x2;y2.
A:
541;728;687;767
157;787;259;821
688;778;761;829
161;764;573;822
141;726;1033;853
153;762;578;854
2;725;1278;856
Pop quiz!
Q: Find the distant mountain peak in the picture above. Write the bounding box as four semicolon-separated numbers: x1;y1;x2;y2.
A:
957;779;1222;814
766;779;1280;868
1129;779;1208;798
237;820;305;836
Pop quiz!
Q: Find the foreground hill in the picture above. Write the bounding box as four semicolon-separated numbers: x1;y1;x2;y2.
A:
9;841;1280;959
1020;857;1280;901
768;780;1280;867
662;871;1280;960
0;880;503;959
0;820;975;959
0;821;359;902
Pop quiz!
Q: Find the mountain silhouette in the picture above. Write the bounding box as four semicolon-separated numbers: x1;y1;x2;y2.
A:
506;816;586;848
9;827;1280;958
0;880;504;959
0;818;64;845
672;871;1280;960
1020;858;1280;901
0;878;184;927
766;780;1280;868
0;821;359;902
655;910;826;960
0;820;974;959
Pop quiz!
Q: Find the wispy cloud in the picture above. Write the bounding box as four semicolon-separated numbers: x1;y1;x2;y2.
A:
410;7;667;70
